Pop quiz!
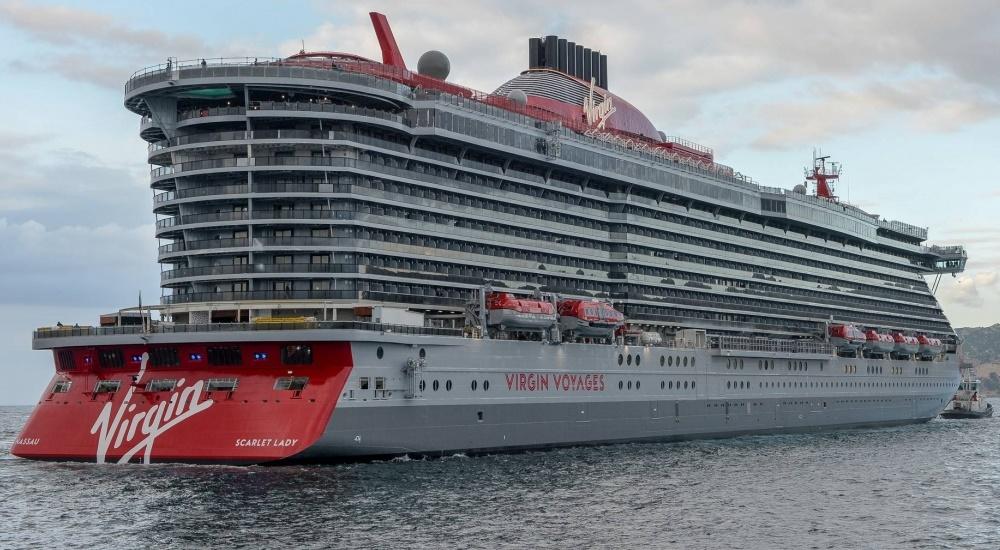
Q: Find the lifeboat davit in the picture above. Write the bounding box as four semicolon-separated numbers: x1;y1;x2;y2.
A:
892;333;920;355
829;324;866;350
917;335;944;356
485;292;557;330
863;330;895;354
557;299;625;337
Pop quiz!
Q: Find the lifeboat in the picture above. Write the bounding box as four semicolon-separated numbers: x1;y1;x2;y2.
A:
485;292;557;330
557;299;625;337
863;330;895;354
892;333;920;355
917;335;944;356
828;324;866;350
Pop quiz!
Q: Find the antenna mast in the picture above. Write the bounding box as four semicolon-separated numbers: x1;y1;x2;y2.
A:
804;148;841;200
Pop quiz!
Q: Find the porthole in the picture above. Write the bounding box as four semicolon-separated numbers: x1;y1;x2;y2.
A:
484;380;490;391
759;360;763;370
691;358;696;367
627;355;633;366
660;356;665;367
471;380;478;391
628;381;633;390
619;354;625;366
669;381;674;389
432;380;439;391
446;380;452;391
419;348;426;359
376;346;384;360
636;381;641;390
727;381;731;389
661;381;665;389
635;355;641;367
668;356;674;367
684;381;689;389
691;381;696;389
739;359;744;369
619;380;624;390
683;357;688;367
419;380;426;392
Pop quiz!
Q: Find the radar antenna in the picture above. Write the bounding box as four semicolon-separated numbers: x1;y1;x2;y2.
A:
804;148;841;200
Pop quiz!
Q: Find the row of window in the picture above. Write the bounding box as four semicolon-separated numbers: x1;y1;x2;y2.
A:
77;345;315;370
70;376;307;395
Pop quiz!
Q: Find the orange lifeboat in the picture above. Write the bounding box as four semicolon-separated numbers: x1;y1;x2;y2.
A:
829;324;866;350
485;292;557;330
557;299;625;337
917;335;943;356
863;330;895;354
892;333;920;355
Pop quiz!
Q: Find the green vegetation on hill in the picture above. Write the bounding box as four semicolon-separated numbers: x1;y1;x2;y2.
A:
956;324;1000;364
956;325;1000;394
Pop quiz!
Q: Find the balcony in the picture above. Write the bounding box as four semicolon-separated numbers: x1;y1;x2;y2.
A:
161;263;359;281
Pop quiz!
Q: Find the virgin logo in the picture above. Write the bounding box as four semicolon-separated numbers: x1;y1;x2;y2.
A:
90;353;213;464
583;78;616;129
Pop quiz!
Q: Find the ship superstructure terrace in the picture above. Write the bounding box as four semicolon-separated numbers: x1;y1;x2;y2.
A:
126;47;965;345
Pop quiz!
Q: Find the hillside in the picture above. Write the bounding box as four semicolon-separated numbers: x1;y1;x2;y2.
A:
956;324;1000;364
956;325;1000;394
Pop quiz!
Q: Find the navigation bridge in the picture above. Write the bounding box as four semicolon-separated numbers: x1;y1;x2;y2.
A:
922;245;967;274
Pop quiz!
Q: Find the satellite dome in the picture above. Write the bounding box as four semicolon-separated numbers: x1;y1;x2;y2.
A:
417;50;450;80
793;184;807;194
507;89;528;105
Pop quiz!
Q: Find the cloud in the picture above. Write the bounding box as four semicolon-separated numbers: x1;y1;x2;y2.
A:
0;0;204;52
0;146;149;227
0;218;158;308
940;271;1000;308
750;79;1000;149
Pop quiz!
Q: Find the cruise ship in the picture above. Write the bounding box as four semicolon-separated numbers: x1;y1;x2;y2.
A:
12;13;968;464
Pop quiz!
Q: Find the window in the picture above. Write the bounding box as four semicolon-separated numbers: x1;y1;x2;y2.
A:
98;349;124;369
205;378;239;392
359;377;370;390
51;379;72;393
282;344;313;365
94;380;121;393
273;281;293;292
146;379;178;392
208;346;242;366
149;347;179;367
311;254;330;264
56;350;76;371
274;255;293;265
275;377;309;391
375;377;385;390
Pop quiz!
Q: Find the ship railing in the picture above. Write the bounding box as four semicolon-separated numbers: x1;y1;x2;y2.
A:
34;320;463;340
713;336;834;355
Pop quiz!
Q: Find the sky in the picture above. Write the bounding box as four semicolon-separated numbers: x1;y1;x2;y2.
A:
0;0;997;404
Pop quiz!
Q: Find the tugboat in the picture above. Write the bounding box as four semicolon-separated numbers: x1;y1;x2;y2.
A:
940;366;994;419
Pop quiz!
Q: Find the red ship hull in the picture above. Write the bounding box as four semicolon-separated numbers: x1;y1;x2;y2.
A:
12;342;353;464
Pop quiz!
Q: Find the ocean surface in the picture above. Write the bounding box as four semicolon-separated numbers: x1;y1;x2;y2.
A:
1;403;998;549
